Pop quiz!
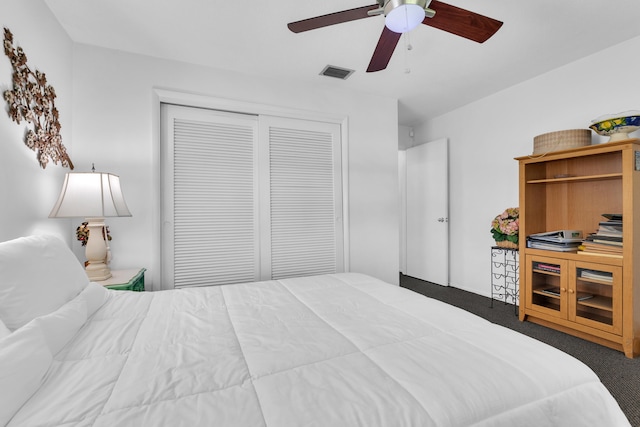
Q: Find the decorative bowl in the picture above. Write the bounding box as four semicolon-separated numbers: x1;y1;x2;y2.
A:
590;111;640;142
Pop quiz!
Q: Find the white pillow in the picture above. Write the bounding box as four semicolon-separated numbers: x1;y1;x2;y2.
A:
0;324;52;426
28;296;87;356
27;282;109;356
0;318;10;339
82;282;111;317
0;235;89;331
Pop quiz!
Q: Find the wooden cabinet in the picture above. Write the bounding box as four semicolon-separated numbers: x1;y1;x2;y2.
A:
525;255;622;334
516;140;640;358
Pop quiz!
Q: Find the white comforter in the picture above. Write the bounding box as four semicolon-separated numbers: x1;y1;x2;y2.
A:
9;273;629;426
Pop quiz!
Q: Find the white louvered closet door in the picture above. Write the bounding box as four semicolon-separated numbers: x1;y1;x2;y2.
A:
162;105;260;288
260;116;343;280
162;105;344;289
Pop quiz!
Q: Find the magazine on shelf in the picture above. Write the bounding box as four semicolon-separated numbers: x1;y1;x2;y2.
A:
590;233;623;242
527;238;582;252
581;240;623;253
592;238;623;246
580;269;613;282
595;230;623;238
528;230;584;243
602;213;622;221
526;230;583;252
534;262;560;273
598;222;623;229
583;237;623;247
597;214;623;234
597;223;623;237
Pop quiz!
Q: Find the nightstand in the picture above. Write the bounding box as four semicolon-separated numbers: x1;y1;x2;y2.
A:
98;268;146;291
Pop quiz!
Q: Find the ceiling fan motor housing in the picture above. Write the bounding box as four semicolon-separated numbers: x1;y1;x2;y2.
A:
371;0;432;16
383;0;430;15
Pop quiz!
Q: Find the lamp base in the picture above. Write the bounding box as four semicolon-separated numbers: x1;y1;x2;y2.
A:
84;217;112;281
86;264;112;281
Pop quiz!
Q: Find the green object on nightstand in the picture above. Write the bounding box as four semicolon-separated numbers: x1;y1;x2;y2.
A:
100;268;146;291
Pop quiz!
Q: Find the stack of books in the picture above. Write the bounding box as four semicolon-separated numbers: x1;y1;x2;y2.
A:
580;269;613;283
578;214;623;258
526;230;583;252
533;262;560;273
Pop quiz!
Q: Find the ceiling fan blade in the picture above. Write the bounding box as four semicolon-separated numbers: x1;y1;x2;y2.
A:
288;4;380;33
367;26;402;73
423;0;503;43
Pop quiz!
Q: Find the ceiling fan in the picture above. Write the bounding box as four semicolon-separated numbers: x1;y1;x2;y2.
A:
287;0;503;72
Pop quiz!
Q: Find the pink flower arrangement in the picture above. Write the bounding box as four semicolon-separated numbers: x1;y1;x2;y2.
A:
490;207;519;244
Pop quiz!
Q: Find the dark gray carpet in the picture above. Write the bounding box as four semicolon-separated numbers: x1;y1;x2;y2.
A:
400;274;640;427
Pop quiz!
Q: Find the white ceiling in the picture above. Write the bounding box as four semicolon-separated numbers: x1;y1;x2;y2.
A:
44;0;640;126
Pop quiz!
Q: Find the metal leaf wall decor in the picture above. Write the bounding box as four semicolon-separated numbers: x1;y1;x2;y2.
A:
3;27;74;169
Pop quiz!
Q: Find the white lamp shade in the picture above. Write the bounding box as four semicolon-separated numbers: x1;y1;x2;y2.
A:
49;172;132;218
385;4;426;33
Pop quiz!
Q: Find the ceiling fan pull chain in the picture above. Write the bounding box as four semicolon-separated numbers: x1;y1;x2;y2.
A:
404;32;412;74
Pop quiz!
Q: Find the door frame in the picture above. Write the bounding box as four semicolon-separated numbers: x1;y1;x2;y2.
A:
152;89;351;290
400;138;450;286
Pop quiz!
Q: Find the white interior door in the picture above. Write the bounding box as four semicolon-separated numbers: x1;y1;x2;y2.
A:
405;138;449;286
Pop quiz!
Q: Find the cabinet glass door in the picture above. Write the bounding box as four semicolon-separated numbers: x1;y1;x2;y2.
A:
527;256;567;318
570;262;622;334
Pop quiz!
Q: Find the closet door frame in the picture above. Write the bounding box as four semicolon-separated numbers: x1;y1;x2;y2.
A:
152;89;350;291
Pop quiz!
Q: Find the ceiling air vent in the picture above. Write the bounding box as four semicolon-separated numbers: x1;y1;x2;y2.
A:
320;65;355;80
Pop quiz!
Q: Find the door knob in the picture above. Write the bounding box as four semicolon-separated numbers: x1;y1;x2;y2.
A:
437;217;448;222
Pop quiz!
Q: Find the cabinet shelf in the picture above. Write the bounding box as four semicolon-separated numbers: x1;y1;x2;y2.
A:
577;312;613;325
526;173;622;184
577;276;614;286
533;289;560;299
525;248;624;265
532;268;560;277
532;290;613;312
578;295;613;312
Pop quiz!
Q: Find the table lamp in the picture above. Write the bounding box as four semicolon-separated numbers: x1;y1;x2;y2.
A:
49;169;131;280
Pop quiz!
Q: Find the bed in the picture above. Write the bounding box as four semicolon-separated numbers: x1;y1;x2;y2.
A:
0;235;630;426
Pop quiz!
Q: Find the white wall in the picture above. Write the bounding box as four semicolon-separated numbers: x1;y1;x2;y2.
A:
69;44;400;288
397;125;413;274
414;35;640;297
398;150;406;274
0;1;74;244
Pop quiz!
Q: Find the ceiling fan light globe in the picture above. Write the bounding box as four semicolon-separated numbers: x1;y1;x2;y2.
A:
385;4;425;33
